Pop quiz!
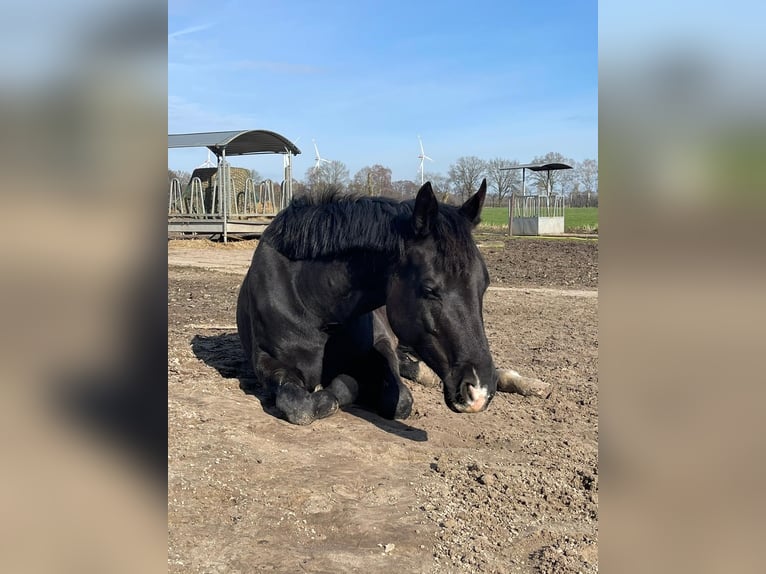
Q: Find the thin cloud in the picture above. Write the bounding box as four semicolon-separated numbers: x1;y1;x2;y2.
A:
168;95;259;131
168;23;213;40
231;60;324;75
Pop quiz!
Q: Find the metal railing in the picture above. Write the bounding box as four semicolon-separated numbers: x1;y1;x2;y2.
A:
168;178;184;214
188;177;205;215
511;194;565;218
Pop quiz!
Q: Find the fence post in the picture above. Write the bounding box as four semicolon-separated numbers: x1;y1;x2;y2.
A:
508;193;514;237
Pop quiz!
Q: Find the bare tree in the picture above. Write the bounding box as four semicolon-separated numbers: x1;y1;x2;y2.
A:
530;151;575;196
576;158;598;207
291;179;308;198
424;171;452;203
485;158;520;206
303;166;329;199
391;179;419;200
324;160;350;190
303;160;350;198
557;165;578;197
350;164;393;196
303;166;321;198
168;169;191;186
349;167;367;195
249;168;263;183
448;156;486;203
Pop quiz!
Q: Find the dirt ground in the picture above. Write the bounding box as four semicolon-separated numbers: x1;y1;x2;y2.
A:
168;236;598;573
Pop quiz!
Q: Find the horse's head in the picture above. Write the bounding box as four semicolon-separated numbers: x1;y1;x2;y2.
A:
387;179;497;414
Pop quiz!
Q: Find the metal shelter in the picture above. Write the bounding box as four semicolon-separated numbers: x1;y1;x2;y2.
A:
168;130;301;242
500;162;573;236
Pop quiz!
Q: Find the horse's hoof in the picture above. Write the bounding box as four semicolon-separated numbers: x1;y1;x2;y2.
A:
328;375;359;407
276;399;314;425
284;411;314;426
378;382;413;420
394;401;413;420
521;378;552;399
311;389;339;420
276;381;317;425
393;385;414;419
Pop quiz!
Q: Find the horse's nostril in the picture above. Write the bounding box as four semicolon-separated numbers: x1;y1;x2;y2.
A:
463;382;488;404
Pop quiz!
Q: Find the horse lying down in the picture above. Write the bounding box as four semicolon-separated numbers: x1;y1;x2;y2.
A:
237;179;551;426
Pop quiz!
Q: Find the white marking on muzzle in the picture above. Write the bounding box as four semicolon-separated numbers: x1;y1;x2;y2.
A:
463;367;489;413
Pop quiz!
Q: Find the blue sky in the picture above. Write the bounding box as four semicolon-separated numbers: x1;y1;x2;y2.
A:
169;0;597;182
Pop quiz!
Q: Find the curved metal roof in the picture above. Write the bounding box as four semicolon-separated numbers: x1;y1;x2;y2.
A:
168;130;301;156
526;162;572;171
501;162;573;172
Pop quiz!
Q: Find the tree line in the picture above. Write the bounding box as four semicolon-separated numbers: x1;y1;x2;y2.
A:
169;151;598;208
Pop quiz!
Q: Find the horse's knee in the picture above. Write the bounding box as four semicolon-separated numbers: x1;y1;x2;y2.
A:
276;381;339;425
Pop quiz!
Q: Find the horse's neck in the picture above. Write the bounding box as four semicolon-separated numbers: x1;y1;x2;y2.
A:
343;252;394;314
299;252;393;321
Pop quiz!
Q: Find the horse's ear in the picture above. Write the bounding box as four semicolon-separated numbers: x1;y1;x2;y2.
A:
459;178;487;226
412;182;438;237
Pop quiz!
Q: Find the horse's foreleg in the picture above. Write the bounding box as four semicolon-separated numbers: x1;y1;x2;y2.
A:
397;349;441;388
399;349;553;399
369;342;413;420
253;351;339;425
365;309;413;419
496;368;553;398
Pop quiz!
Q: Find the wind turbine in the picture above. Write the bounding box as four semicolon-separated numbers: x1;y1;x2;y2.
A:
313;139;332;171
196;149;216;169
417;135;433;185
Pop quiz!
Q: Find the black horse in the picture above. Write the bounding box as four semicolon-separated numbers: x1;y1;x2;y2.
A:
236;180;497;425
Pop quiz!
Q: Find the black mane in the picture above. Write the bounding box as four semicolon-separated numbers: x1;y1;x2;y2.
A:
261;190;479;271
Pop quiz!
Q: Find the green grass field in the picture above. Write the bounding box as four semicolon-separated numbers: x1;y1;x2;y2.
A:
563;207;598;232
480;206;598;233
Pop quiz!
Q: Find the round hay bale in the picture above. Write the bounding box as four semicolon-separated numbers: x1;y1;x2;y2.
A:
185;163;251;214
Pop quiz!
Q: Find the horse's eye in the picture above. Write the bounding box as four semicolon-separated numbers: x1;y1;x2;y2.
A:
422;287;440;300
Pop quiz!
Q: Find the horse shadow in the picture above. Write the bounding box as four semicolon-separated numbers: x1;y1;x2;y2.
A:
190;333;428;442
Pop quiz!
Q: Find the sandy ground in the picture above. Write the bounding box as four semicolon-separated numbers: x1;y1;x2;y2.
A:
168;236;598;573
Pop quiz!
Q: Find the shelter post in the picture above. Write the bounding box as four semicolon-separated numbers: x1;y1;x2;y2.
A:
522;167;526;195
508;192;514;237
221;148;228;243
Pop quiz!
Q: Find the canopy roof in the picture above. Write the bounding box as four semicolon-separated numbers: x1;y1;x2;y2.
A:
168;130;301;156
501;162;572;172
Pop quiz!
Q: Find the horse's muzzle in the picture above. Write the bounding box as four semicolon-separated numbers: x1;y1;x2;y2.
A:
462;381;491;412
446;376;495;413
